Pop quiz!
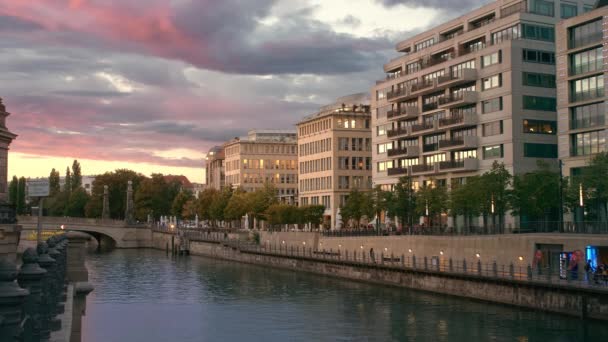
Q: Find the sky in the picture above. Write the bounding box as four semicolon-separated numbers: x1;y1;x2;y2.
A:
0;0;489;183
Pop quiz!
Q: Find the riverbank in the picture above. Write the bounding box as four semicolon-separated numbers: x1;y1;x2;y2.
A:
151;231;608;321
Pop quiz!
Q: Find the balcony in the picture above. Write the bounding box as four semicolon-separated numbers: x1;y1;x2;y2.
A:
570;116;605;130
387;167;408;176
570;89;605;103
569;32;603;50
438;135;478;151
438;91;478;109
411;163;437;175
422;102;439;112
438;113;477;128
387;145;419;158
387;106;419;121
386;87;408;101
411;121;437;134
436;69;477;88
410;80;436;97
438;158;479;172
386;127;409;138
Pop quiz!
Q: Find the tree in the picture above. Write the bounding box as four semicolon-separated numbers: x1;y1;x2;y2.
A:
386;176;417;232
511;161;560;229
449;176;483;232
209;186;233;225
64;167;71;194
17;177;26;214
247;183;278;227
479;161;512;232
182;199;198;220
300;205;325;228
49;169;61;196
47;191;70;216
8;176;18;205
415;181;448;229
134;174;173;221
340;189;367;228
71;160;82;190
64;187;89;217
197;188;219;221
171;190;193;219
85;169;144;219
582;152;608;222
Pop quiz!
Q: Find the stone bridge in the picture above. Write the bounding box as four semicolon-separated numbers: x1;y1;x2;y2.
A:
17;216;152;248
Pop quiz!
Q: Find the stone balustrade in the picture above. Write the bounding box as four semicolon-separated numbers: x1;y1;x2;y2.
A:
0;232;93;342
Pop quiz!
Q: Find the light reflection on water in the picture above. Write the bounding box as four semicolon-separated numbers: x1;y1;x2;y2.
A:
82;249;606;342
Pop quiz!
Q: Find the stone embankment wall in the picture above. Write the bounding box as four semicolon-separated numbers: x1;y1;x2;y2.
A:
271;233;608;267
151;232;608;321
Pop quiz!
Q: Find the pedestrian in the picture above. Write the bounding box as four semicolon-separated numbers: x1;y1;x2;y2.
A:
585;259;593;282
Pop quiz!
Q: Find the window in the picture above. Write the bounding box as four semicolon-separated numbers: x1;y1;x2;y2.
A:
482;121;503;136
377;124;391;136
570;102;605;129
450;60;475;77
521;24;555;42
415;37;435;51
482;50;501;67
322;195;331;209
423;133;446;152
570;74;604;102
523;96;556;111
569;18;602;49
530;0;554;17
399;158;419;167
453;149;477;161
377;142;392;154
482;74;502;90
561;3;577;18
423;70;445;83
338;176;350;189
338;137;349;150
406;61;421;74
377;160;394;172
524;143;557;158
483;145;504;159
522;49;555;64
571;130;606;156
482;97;503;113
425;153;446;165
523;72;556;88
491;24;521;44
570;47;603;76
523;119;556;134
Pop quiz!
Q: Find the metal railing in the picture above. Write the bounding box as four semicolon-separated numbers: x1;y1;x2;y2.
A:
569;32;603;49
570;116;605;130
189;232;608;290
570;88;605;103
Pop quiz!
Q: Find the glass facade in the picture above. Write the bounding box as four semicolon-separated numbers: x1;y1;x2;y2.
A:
570;102;605;130
523;96;556;111
483;145;503;159
522;72;556;88
569;47;603;76
522;49;555;64
523;143;558;158
523;119;556;134
570;74;604;102
571;130;606;156
569;18;602;49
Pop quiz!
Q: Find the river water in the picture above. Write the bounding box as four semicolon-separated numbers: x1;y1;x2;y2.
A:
82;249;607;342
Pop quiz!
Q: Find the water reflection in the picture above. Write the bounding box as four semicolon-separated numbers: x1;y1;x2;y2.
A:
83;249;606;342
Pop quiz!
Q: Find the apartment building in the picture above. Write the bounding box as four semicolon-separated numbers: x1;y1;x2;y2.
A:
204;146;225;190
556;2;607;181
223;130;298;203
297;93;372;229
371;0;595;226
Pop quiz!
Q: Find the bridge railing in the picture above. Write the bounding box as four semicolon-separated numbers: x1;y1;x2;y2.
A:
17;215;129;227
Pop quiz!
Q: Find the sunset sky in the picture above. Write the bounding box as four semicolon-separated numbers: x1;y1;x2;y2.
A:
0;0;489;183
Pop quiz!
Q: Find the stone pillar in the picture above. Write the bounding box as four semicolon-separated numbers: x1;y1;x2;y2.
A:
0;256;29;341
66;232;94;342
101;185;110;220
124;181;134;225
37;242;60;336
17;248;46;341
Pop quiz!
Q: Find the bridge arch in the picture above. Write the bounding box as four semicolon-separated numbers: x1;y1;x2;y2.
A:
68;229;118;250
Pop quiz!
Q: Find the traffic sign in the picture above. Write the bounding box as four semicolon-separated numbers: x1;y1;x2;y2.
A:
27;179;50;197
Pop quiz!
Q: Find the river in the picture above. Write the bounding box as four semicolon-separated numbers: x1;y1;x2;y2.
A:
82;249;607;342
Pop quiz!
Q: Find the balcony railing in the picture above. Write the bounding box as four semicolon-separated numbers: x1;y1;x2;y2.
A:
387;87;408;100
438;113;477;128
387;167;408;176
570;88;605;103
570;116;605;130
387;106;418;120
422;102;438;112
387;127;409;138
411;122;435;133
411;164;435;174
438;158;479;172
438;91;477;108
439;160;464;169
569;61;603;76
422;143;439;153
569;32;603;49
387;147;408;157
438;135;478;150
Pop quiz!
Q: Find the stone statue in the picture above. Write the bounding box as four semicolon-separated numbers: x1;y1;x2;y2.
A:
124;180;134;224
101;185;110;220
